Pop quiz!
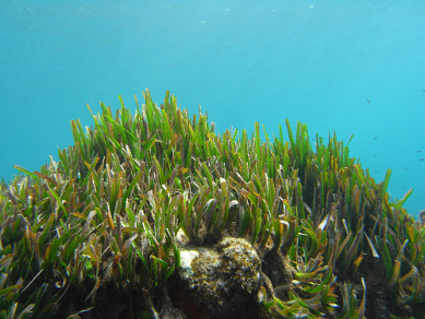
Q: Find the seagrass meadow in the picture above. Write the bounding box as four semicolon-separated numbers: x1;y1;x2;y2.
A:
1;90;424;319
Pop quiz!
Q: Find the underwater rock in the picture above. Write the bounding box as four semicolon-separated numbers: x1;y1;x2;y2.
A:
159;287;188;319
173;237;262;319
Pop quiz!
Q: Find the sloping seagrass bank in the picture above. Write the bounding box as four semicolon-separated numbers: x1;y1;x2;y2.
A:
1;90;424;319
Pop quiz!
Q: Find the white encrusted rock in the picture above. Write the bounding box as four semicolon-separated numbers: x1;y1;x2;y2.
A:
175;237;261;318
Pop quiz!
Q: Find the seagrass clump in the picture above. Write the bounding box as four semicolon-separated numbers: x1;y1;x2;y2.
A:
1;90;424;319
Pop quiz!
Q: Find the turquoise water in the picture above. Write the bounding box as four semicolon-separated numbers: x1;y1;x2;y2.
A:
1;0;424;218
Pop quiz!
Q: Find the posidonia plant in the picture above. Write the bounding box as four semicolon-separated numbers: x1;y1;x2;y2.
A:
1;90;424;319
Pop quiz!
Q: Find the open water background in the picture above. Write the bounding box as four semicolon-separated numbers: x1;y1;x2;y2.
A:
1;0;424;218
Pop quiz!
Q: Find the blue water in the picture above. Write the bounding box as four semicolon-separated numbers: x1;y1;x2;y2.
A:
1;0;424;218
